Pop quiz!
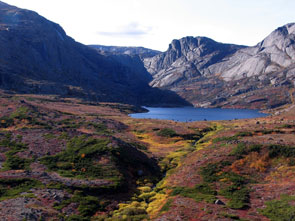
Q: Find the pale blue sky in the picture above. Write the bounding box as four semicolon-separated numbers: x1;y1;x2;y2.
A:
4;0;295;51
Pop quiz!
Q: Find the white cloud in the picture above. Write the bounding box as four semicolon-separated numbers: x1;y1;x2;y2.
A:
97;22;152;38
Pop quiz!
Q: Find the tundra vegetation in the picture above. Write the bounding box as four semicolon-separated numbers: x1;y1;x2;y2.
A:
0;92;295;220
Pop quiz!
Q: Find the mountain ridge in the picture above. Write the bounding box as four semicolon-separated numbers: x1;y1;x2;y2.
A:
144;23;295;109
0;1;189;107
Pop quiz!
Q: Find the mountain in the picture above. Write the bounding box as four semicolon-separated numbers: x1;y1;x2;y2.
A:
145;24;295;109
89;45;161;59
0;1;188;106
145;36;245;87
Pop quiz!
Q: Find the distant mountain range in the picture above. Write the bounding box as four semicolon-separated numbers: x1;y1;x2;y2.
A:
1;1;295;109
0;1;188;106
89;45;161;59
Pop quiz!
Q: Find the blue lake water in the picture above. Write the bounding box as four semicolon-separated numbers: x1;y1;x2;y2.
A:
129;107;267;122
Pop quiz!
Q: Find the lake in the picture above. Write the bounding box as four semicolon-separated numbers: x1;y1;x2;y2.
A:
129;107;267;122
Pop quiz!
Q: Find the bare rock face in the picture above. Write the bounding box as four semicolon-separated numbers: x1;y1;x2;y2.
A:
145;36;245;87
145;24;295;109
0;1;188;106
211;23;295;81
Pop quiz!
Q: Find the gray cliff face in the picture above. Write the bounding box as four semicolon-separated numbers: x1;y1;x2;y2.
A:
210;23;295;81
0;2;189;106
145;24;295;109
144;36;245;87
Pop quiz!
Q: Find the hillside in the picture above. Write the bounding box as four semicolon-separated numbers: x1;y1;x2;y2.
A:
0;1;188;107
145;24;295;109
0;91;295;220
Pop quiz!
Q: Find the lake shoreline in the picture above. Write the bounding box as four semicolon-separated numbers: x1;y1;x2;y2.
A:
129;106;268;122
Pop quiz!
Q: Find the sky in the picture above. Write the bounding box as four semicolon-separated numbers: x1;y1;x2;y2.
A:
4;0;295;51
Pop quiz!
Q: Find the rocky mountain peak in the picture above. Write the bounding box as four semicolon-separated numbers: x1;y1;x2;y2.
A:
260;23;295;52
168;36;218;57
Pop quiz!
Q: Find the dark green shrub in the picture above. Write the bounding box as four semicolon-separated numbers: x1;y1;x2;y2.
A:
171;183;216;203
200;163;220;183
213;136;237;143
0;178;42;201
236;131;253;137
249;144;262;152
0;116;14;128
2;153;31;170
41;136;120;179
219;185;249;209
230;143;247;158
268;145;295;158
157;128;177;137
0;133;31;171
260;195;295;221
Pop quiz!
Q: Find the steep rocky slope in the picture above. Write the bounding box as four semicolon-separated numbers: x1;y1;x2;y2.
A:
145;36;245;87
0;1;188;106
145;24;295;109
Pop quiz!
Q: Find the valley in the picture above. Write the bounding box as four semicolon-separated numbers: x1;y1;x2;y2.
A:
0;1;295;220
0;91;295;220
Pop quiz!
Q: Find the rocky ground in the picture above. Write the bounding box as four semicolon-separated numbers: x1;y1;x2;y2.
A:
0;91;295;220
